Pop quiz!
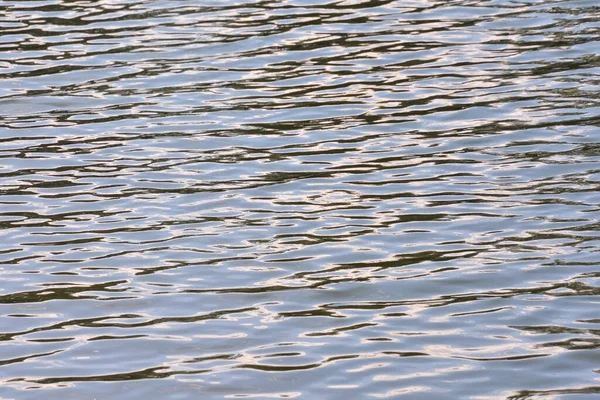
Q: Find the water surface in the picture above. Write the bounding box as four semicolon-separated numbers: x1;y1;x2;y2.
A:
1;0;600;399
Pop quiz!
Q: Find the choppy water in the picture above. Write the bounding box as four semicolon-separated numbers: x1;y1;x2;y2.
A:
1;0;600;398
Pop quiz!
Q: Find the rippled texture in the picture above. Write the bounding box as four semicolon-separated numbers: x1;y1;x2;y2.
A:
1;0;600;398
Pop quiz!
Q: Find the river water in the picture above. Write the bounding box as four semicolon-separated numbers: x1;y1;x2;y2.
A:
1;0;599;399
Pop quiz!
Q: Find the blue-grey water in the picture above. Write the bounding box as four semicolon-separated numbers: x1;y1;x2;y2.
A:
1;0;599;399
